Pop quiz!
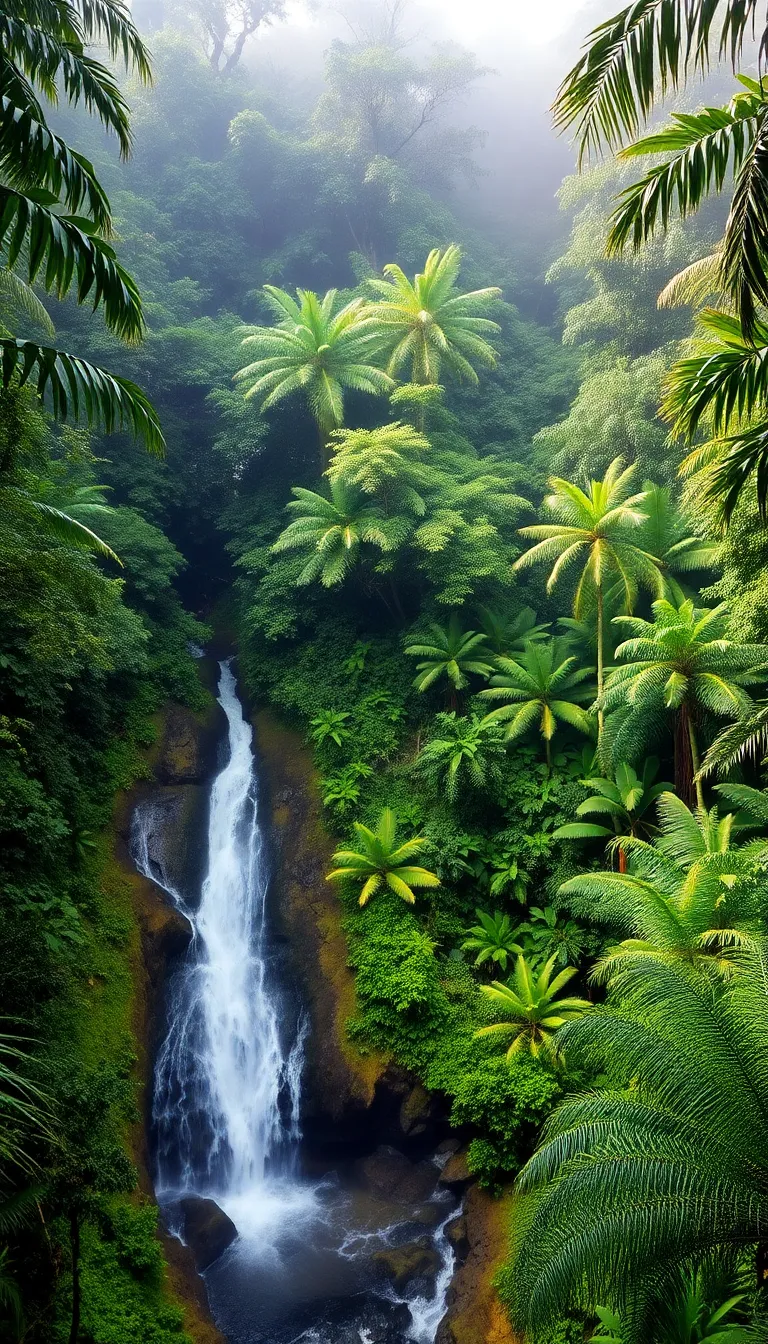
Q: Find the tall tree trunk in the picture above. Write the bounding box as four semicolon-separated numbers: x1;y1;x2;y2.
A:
674;705;703;808
687;711;705;810
618;844;628;873
544;736;552;773
596;584;605;738
68;1210;80;1344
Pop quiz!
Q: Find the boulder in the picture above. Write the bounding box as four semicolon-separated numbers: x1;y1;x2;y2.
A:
399;1083;436;1138
356;1146;437;1204
445;1214;470;1260
373;1241;441;1292
178;1195;237;1272
437;1149;474;1192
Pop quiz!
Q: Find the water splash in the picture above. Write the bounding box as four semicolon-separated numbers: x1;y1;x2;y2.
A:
132;660;306;1215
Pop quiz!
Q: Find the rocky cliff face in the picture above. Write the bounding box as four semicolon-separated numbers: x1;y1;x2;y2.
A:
113;684;226;1344
116;674;516;1344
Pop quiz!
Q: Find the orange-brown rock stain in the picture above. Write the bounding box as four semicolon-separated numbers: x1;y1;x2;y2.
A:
441;1186;522;1344
253;709;387;1111
110;695;226;1344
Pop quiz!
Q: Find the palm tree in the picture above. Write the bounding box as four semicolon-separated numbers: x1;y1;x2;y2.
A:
364;245;502;387
325;421;430;520
0;0;164;452
558;792;760;977
235;287;393;462
475;954;591;1060
589;1266;758;1344
404;615;493;706
506;947;768;1341
634;482;719;602
326;807;440;906
416;712;507;802
272;480;412;587
475;604;551;657
514;459;662;735
462;910;523;973
478;639;594;769
604;599;768;807
554;758;673;871
554;3;768;163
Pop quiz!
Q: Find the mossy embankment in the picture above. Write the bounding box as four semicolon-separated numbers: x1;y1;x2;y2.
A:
106;680;226;1344
252;708;389;1122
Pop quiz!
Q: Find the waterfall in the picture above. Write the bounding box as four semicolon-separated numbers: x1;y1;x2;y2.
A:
131;659;458;1344
133;660;306;1227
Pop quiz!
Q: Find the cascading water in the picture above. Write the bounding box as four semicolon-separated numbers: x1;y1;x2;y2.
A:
131;659;459;1344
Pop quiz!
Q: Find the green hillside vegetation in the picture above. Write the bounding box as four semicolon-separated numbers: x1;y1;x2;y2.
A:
3;0;768;1341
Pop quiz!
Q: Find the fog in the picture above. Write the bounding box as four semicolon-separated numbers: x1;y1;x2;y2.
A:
241;0;614;264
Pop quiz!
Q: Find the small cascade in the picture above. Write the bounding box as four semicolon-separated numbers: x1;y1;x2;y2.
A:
131;659;459;1344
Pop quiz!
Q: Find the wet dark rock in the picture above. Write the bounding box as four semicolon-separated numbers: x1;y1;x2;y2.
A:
178;1196;237;1272
438;1149;474;1191
332;1301;412;1344
372;1240;441;1292
159;702;221;785
445;1214;470;1261
399;1082;438;1137
356;1145;438;1204
436;1138;461;1157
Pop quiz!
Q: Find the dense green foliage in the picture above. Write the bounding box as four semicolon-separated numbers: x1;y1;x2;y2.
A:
6;0;768;1341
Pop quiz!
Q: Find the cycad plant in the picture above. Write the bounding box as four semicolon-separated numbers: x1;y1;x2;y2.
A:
417;711;507;802
476;954;591;1059
514;459;661;735
507;948;768;1342
479;638;594;768
364;245;502;386
462;910;523;973
554;758;673;871
404;615;493;707
604;599;768;807
272;480;412;587
558;792;760;979
475;604;551;656
235;286;393;461
326;807;439;906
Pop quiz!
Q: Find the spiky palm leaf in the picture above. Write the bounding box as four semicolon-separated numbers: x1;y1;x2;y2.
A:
476;953;591;1059
604;597;768;802
462;909;523;972
515;458;663;735
272;478;412;587
0;339;164;454
559;791;760;976
326;806;439;906
475;604;551;656
606;79;768;339
236;286;393;445
364;245;501;386
404;614;494;696
507;947;768;1342
701;701;768;775
479;637;594;763
554;2;768;161
417;711;506;801
554;757;672;854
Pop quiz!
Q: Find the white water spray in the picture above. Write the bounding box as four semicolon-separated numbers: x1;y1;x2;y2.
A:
133;661;306;1228
132;659;457;1340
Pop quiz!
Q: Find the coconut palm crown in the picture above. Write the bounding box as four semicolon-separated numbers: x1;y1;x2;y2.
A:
515;459;662;734
236;286;393;455
364;245;502;385
326;807;439;906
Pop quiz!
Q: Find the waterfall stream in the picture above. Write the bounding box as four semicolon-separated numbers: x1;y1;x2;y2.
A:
131;660;458;1344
